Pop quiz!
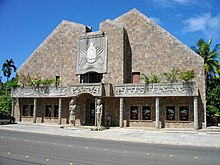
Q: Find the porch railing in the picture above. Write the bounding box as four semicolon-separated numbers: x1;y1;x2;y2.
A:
11;83;103;98
12;82;198;98
113;82;198;97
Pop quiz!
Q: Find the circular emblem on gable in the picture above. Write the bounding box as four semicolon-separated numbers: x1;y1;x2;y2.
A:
87;42;96;63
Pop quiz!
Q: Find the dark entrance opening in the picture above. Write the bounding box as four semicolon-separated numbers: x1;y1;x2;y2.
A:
78;93;105;126
90;103;95;124
85;100;105;126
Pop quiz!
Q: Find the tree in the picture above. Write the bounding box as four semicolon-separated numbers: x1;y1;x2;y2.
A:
0;76;18;113
191;38;220;84
2;59;17;82
0;76;3;94
192;39;220;125
206;77;220;115
0;95;12;113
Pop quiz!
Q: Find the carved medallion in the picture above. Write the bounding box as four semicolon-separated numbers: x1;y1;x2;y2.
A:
76;32;107;74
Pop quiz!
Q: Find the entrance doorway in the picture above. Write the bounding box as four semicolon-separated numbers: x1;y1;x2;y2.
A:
89;103;95;124
77;93;105;126
85;99;105;126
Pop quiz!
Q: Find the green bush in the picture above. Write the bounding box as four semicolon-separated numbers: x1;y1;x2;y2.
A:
142;73;160;83
179;69;196;82
163;67;179;83
0;95;12;114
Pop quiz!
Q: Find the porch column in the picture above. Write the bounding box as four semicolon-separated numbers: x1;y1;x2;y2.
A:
194;96;199;130
58;98;62;125
155;97;160;129
11;98;15;117
33;98;37;123
119;98;124;127
95;98;97;127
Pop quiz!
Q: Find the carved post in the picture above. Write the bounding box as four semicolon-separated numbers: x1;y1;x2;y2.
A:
194;96;199;130
155;97;160;129
58;98;62;125
33;98;37;123
119;98;124;127
96;99;103;130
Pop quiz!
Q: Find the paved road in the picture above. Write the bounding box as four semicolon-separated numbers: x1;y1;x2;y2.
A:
1;129;220;165
1;123;220;147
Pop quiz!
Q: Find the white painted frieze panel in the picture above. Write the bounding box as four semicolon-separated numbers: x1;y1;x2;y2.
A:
76;32;107;74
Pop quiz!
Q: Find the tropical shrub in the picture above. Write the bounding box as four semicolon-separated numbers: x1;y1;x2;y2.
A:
142;73;160;83
18;73;55;87
163;67;179;83
179;69;196;82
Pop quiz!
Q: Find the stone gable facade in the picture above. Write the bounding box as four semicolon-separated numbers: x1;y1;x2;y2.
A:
13;9;206;129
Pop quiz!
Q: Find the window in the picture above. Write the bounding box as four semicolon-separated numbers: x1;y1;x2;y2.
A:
54;105;59;118
132;72;140;84
130;106;138;120
30;105;34;116
45;105;52;117
45;105;59;118
22;105;34;117
55;76;60;87
142;106;151;120
179;106;189;121
22;105;29;116
80;72;102;83
86;26;92;32
166;106;175;120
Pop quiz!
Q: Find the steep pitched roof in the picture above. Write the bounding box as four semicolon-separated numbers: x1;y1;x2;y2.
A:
18;20;86;78
112;8;202;60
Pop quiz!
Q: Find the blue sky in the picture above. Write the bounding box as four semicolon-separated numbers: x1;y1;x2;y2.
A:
0;0;219;82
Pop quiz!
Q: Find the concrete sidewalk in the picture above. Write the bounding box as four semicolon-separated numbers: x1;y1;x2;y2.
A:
1;122;220;148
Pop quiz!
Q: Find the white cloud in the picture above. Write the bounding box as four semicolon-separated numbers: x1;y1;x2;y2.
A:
150;17;162;24
174;0;193;4
182;13;209;32
182;13;220;39
152;0;171;7
152;0;197;7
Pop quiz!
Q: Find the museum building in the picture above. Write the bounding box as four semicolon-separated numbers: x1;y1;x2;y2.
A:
12;9;206;129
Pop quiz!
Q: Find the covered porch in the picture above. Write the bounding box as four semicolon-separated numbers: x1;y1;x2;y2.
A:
11;82;202;129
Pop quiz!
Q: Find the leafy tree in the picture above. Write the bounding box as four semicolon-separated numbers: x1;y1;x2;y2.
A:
191;38;220;83
0;77;18;113
0;59;17;113
6;75;19;89
191;39;220;125
0;95;12;113
206;77;220;116
2;59;16;82
0;77;3;95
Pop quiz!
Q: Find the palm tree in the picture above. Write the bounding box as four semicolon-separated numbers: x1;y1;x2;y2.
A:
191;38;220;84
2;59;16;82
